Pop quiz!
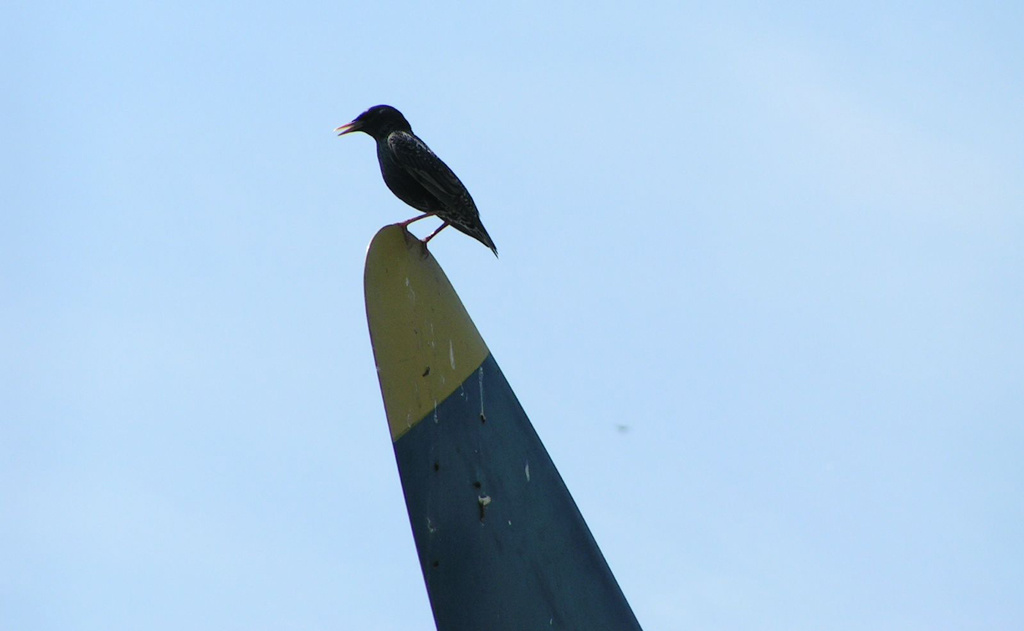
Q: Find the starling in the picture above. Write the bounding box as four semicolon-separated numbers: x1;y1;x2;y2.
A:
336;105;498;256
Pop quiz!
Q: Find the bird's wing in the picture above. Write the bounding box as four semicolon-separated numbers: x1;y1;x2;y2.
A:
387;131;468;206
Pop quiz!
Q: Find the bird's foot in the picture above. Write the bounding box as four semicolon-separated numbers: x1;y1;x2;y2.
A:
400;213;435;227
423;221;450;244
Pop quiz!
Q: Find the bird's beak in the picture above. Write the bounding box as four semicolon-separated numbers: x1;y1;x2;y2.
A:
334;121;360;136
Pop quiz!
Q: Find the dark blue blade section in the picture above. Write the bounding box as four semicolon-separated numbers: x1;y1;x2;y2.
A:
393;354;643;631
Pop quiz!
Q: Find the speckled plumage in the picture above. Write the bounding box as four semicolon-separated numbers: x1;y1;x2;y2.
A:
336;105;497;256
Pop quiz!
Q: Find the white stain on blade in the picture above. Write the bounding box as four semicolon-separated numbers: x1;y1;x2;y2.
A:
478;366;485;419
449;339;456;370
404;277;416;302
433;399;438;424
525;461;530;482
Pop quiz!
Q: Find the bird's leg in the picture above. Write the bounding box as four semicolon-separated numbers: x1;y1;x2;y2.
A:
423;221;450;244
400;213;435;227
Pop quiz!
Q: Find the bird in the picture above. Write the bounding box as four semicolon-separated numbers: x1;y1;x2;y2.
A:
335;105;498;256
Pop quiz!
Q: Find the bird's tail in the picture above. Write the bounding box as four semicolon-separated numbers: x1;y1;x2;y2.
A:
455;221;498;257
478;230;499;258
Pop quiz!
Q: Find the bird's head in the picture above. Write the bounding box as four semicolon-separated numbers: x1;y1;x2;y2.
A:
335;105;412;140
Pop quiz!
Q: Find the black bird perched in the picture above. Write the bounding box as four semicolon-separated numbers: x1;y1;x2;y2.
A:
336;105;498;256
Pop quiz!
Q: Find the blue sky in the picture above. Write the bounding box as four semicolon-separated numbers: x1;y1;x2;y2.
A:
3;2;1022;629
